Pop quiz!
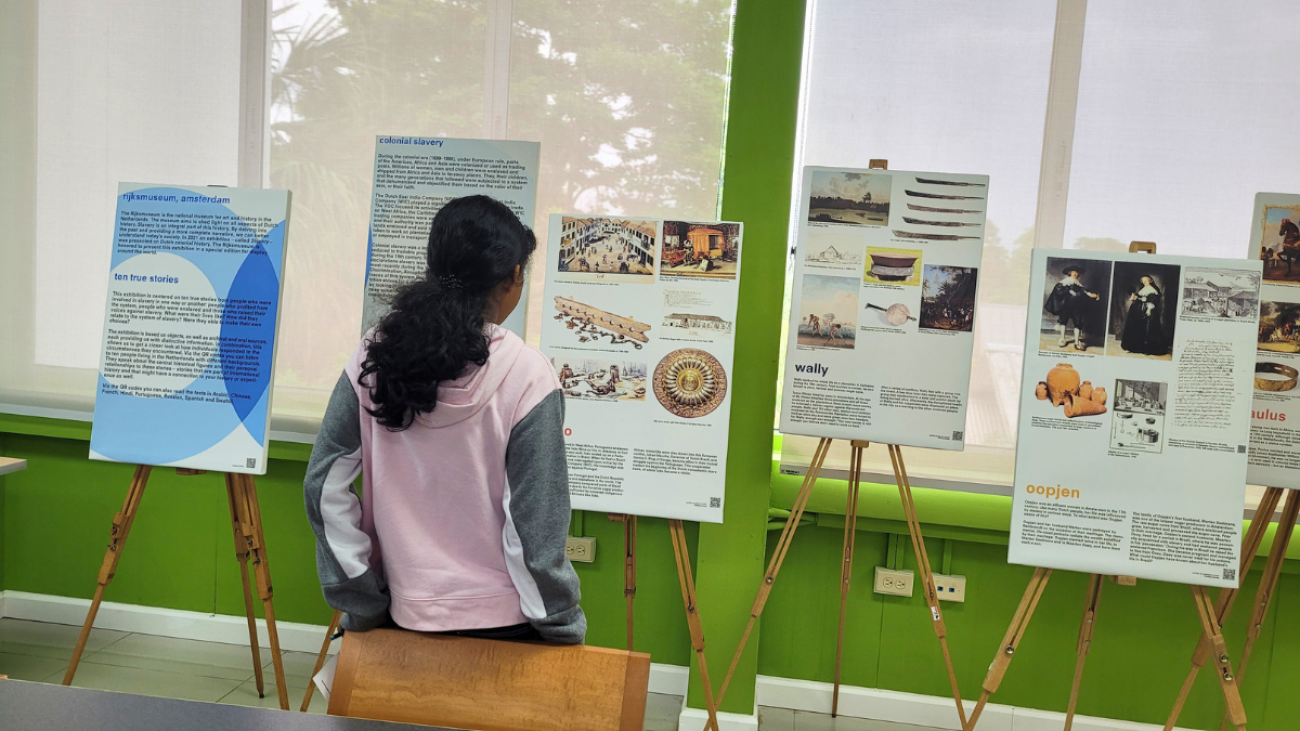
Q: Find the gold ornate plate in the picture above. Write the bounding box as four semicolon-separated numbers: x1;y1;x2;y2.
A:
653;348;728;418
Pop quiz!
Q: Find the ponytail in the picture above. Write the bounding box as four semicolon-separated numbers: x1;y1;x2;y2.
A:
359;196;536;430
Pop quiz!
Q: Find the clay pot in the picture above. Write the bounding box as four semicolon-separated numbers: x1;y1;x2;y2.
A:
1091;387;1107;405
1035;382;1048;400
1064;393;1107;418
1046;363;1081;406
1078;381;1094;400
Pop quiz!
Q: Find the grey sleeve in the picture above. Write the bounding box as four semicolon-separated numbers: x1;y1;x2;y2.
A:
504;389;587;644
303;371;390;632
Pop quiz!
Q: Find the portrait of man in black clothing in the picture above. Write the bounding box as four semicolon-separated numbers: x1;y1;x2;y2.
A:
1040;257;1111;355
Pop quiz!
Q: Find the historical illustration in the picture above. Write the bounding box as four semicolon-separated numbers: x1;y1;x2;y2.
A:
661;221;740;279
1040;258;1111;355
1180;268;1259;321
920;265;977;332
864;247;922;286
555;358;647;402
1106;261;1180;360
1110;379;1167;454
553;296;650;349
804;230;865;269
662;311;732;336
653;348;728;418
807;170;891;226
1258;203;1300;284
1258;300;1300;353
556;217;658;282
1032;363;1108;418
796;274;859;349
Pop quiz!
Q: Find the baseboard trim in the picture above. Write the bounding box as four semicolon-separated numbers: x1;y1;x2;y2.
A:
678;698;758;731
0;590;688;694
754;675;1196;731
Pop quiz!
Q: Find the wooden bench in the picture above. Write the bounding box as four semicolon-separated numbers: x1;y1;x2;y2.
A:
327;628;651;731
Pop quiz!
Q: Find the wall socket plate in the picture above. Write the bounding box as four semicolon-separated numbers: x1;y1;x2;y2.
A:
565;537;596;563
873;567;914;597
932;573;967;603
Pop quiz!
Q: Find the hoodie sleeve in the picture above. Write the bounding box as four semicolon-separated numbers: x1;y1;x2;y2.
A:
501;389;586;644
303;371;390;631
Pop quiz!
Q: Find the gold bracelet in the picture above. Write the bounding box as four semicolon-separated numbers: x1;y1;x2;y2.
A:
1255;362;1299;392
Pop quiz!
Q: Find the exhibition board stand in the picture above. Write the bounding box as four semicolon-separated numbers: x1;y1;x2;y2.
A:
1162;487;1298;731
63;467;291;709
965;243;1250;731
68;184;293;709
713;160;970;725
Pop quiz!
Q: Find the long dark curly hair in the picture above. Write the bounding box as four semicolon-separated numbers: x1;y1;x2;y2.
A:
360;195;536;430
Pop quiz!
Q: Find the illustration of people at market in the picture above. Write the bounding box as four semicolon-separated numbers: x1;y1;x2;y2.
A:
1044;263;1100;350
1120;275;1168;356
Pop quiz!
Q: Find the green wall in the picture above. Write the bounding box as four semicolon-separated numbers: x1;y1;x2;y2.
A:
0;422;693;667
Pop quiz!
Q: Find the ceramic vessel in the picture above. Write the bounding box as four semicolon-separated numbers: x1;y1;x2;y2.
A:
1091;387;1107;405
1035;382;1048;400
1046;363;1081;406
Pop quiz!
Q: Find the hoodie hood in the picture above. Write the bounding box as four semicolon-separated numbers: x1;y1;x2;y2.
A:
414;325;524;428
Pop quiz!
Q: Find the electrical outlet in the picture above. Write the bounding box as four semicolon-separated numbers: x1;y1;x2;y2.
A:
873;567;914;597
932;573;967;603
565;537;596;563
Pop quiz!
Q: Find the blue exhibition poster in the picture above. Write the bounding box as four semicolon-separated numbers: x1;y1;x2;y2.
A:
89;184;291;474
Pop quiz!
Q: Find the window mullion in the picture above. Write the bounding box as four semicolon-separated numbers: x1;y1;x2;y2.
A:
484;0;513;138
1032;0;1088;249
239;0;270;188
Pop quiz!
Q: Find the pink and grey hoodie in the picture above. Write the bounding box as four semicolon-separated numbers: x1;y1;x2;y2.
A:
303;325;585;643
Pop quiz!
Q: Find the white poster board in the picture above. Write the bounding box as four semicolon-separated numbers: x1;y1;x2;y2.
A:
539;215;743;522
362;136;539;335
90;184;291;474
779;166;988;450
1009;248;1262;587
1247;192;1300;489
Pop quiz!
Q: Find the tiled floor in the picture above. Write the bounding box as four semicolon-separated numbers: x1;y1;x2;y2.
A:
0;617;939;730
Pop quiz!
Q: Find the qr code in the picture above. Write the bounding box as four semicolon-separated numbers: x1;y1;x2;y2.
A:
1238;445;1247;454
952;431;964;441
1224;567;1237;581
710;497;721;508
246;458;257;469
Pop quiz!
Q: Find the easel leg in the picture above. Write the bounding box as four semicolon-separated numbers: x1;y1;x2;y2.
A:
1164;486;1282;731
301;609;342;712
230;474;290;710
888;445;968;729
670;519;720;731
714;437;833;708
1216;489;1300;731
832;441;865;717
226;472;266;698
966;566;1052;730
1063;574;1105;731
63;465;153;685
1191;585;1247;731
625;515;638;652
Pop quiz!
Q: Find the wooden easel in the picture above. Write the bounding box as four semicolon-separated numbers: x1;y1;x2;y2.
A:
965;241;1250;731
1162;486;1300;731
62;465;290;710
709;438;967;727
301;515;723;731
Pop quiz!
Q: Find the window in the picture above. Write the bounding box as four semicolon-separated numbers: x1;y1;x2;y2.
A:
780;0;1057;488
1;0;735;438
781;0;1300;493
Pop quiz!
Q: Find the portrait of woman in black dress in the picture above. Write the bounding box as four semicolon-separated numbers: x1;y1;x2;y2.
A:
1107;261;1180;360
1120;276;1166;355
